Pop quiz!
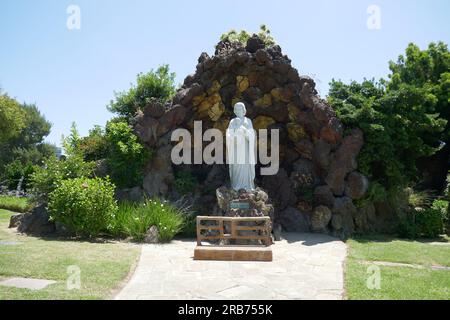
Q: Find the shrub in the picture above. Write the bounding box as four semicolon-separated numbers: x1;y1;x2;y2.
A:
77;126;108;162
220;25;275;47
48;177;118;237
105;120;151;188
407;188;433;209
30;155;94;202
111;199;186;242
397;199;448;239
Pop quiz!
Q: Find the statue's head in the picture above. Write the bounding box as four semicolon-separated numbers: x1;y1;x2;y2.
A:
234;102;246;118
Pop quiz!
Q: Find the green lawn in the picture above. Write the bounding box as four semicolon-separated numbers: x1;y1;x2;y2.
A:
345;235;450;300
0;209;140;300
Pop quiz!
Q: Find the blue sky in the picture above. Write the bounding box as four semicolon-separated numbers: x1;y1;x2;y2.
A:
1;0;449;146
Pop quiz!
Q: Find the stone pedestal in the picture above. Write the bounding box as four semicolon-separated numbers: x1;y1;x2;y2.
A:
216;187;274;219
216;186;274;245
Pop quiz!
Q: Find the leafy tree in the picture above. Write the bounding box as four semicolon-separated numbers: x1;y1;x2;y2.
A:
0;98;55;189
108;65;176;120
104;119;150;188
0;92;25;144
77;125;108;162
388;42;450;146
220;24;276;46
29;125;95;202
328;42;449;189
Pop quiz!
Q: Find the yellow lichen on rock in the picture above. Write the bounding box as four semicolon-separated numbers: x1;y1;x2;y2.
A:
208;102;225;121
287;123;307;142
207;80;221;96
287;102;300;122
236;76;250;92
192;93;206;107
253;116;276;131
254;94;272;108
270;88;283;102
271;87;292;103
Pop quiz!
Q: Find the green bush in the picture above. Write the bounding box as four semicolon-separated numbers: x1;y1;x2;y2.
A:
111;199;186;242
48;177;118;237
105;119;151;188
398;199;448;239
30;155;94;202
77;126;108;162
220;25;275;47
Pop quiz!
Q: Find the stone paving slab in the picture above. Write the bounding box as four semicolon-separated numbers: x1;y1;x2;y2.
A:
115;233;347;300
0;277;57;290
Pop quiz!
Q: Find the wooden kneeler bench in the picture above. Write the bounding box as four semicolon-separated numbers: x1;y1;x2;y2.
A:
194;216;273;262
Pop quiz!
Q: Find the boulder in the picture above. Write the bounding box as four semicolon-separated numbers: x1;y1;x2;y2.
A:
17;204;56;235
143;99;166;118
255;49;272;66
311;206;332;232
173;83;203;106
143;145;174;198
345;172;369;200
320;117;343;145
116;186;143;202
144;226;159;244
157;105;187;137
331;197;357;235
278;207;310;232
261;169;296;211
314;185;335;208
313;140;331;172
312;101;335;125
325;129;364;195
294;139;314;160
246;35;265;53
9;213;25;228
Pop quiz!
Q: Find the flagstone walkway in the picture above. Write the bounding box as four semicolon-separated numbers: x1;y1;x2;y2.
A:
115;233;347;300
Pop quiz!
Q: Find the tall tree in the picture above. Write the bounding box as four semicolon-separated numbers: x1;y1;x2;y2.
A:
0;92;25;144
108;65;176;120
328;42;449;190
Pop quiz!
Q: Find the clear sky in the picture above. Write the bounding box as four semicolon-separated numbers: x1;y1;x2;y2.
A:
1;0;449;146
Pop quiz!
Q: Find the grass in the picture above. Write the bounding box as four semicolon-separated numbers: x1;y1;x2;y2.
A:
345;235;450;300
0;209;140;300
111;199;187;242
0;195;34;213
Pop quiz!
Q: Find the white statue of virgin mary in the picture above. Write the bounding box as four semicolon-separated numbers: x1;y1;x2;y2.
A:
226;102;256;191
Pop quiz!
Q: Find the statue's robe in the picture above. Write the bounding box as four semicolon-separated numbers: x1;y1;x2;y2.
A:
226;117;256;191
